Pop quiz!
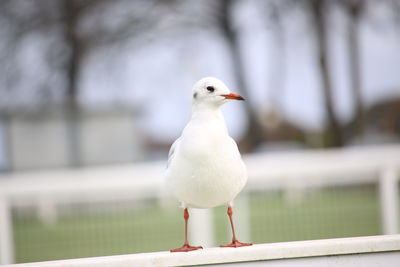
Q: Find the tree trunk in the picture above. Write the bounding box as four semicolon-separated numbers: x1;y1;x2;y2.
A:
63;0;83;167
218;0;265;151
310;0;343;147
346;0;365;138
266;1;286;128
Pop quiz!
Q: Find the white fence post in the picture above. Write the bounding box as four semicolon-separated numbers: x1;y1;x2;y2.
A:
0;196;14;265
189;209;215;247
379;167;399;235
37;196;58;225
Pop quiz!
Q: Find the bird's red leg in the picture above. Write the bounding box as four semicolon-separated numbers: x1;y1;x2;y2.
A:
170;208;203;252
221;206;252;248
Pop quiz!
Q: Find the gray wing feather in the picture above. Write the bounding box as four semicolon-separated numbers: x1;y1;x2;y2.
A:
167;137;180;169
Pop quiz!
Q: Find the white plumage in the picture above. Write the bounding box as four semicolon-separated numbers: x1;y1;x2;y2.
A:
166;77;251;252
166;77;247;209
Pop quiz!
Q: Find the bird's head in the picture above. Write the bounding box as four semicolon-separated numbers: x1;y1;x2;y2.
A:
192;77;244;108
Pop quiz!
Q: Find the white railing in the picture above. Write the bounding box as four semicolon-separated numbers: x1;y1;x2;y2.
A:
0;144;400;264
8;235;400;267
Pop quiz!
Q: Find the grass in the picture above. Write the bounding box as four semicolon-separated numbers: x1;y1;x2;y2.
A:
13;186;381;263
249;186;380;243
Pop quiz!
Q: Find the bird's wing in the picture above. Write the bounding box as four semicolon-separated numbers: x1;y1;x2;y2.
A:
167;137;181;169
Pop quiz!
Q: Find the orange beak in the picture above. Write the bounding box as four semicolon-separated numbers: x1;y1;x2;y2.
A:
221;93;245;101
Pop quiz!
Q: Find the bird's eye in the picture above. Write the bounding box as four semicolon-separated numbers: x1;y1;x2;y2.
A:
206;86;215;93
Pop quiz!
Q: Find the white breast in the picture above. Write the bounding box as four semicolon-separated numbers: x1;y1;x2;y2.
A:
165;118;247;208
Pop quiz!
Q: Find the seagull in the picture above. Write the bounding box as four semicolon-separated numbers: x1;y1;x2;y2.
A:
166;77;252;252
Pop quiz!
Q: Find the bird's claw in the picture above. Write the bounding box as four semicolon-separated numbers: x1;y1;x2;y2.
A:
170;243;203;252
220;239;252;248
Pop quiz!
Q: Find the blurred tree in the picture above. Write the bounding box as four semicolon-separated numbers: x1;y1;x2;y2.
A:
265;0;286;116
61;0;178;166
340;0;366;139
258;0;347;147
258;0;288;133
340;0;400;140
0;0;180;166
215;0;265;151
0;0;62;110
307;0;343;147
0;0;63;170
393;0;400;29
63;0;80;109
62;0;83;166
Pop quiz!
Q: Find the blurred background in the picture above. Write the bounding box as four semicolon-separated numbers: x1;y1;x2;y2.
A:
0;0;399;264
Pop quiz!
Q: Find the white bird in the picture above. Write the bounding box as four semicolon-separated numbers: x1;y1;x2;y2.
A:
166;77;252;252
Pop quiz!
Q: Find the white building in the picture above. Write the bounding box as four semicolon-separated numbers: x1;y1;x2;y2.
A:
0;109;145;171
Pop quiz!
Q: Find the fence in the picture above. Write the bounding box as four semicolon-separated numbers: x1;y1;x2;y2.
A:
0;144;399;264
